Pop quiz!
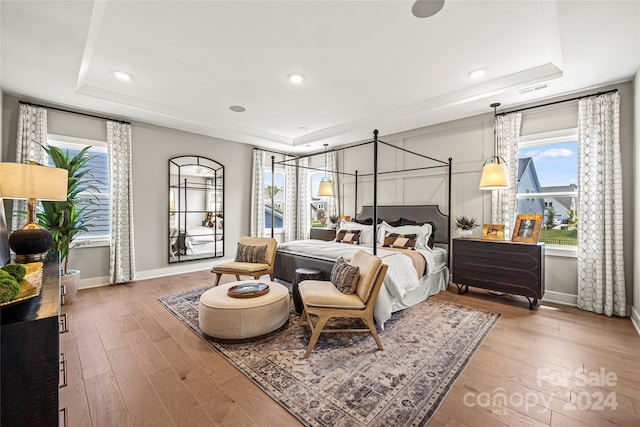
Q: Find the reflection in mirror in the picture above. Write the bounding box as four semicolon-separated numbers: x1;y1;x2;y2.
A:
169;156;224;263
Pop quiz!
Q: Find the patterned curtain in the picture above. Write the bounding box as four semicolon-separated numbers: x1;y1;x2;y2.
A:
326;149;340;217
490;112;522;236
297;157;310;240
283;155;297;242
106;121;135;284
577;92;626;317
250;149;266;237
12;104;48;232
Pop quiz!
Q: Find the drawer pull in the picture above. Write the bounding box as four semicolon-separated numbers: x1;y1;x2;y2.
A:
59;352;67;388
59;312;69;334
59;407;67;427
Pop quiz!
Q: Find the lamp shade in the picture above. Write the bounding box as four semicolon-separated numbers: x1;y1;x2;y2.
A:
317;179;334;197
0;162;68;201
479;157;510;190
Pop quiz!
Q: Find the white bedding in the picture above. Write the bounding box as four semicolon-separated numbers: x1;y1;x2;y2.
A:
185;227;223;254
277;240;448;327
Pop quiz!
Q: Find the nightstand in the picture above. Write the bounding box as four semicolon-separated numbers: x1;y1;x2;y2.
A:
310;228;336;241
452;238;545;309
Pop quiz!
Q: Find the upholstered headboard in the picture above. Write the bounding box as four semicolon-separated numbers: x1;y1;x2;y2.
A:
355;205;450;245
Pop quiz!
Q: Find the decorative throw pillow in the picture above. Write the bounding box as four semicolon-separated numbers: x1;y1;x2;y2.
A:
330;257;360;294
383;232;418;250
335;229;361;244
234;243;267;263
352;217;373;225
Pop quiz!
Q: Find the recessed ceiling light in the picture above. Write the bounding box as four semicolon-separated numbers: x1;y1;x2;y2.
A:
288;74;305;84
298;126;308;132
229;105;246;113
113;71;132;81
468;69;486;79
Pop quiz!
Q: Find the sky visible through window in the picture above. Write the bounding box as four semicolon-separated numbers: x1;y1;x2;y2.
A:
264;172;284;189
518;141;577;187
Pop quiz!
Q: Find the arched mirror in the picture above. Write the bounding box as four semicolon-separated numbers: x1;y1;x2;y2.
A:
169;156;224;263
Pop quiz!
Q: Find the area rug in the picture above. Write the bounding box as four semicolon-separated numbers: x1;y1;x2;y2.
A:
156;287;500;426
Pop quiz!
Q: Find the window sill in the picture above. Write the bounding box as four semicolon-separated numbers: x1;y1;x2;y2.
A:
544;245;577;258
74;238;110;248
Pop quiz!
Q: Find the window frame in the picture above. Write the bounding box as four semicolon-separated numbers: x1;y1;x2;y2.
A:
517;128;578;256
47;134;110;248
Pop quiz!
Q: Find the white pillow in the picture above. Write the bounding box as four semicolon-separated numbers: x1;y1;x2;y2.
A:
378;222;433;250
339;221;374;245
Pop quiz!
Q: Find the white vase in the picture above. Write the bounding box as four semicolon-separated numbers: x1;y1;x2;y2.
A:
60;269;81;304
459;229;473;238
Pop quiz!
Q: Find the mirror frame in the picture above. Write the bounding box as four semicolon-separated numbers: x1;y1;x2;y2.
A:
169;156;224;263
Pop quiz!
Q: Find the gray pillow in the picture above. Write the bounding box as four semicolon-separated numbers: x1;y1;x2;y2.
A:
235;243;267;263
330;257;360;294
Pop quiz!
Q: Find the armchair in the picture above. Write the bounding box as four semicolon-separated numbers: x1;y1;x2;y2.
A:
297;250;388;358
211;236;277;286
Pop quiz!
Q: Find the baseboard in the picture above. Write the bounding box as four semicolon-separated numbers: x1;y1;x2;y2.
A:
631;305;640;337
77;257;235;289
542;290;577;306
79;276;109;289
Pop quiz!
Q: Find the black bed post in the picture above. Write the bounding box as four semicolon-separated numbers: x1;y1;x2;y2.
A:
447;157;452;268
354;169;358;218
271;155;275;238
373;130;378;256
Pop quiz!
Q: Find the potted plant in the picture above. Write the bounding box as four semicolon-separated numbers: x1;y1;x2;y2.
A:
455;216;478;238
37;145;98;303
328;215;339;229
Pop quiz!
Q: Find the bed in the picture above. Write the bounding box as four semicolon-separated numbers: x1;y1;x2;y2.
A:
274;205;450;328
171;226;223;258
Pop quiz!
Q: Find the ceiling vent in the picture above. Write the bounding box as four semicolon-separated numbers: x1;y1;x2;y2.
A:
519;82;549;95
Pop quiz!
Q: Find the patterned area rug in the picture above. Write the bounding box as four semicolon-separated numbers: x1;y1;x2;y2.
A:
157;287;500;426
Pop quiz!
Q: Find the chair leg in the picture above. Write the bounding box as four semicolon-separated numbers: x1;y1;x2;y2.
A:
213;273;221;286
304;315;330;358
364;318;383;350
297;308;307;327
235;274;241;281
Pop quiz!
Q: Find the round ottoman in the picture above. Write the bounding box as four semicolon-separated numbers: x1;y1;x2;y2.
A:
198;281;289;341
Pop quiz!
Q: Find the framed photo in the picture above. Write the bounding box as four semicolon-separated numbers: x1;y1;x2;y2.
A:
482;224;505;241
511;214;543;244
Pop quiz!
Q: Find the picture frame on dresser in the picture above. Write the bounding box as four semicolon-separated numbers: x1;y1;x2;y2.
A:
511;214;542;244
482;224;505;241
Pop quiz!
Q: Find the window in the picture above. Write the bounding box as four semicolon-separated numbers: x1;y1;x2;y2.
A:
47;135;110;244
264;170;285;230
516;129;578;247
309;172;328;227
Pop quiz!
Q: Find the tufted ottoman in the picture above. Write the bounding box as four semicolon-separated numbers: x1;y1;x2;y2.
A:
198;281;289;341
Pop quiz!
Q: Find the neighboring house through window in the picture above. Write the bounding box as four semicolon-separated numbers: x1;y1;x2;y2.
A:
516;129;578;247
47;134;110;245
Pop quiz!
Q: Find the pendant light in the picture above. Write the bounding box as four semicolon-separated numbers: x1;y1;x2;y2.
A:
317;143;334;196
479;102;510;190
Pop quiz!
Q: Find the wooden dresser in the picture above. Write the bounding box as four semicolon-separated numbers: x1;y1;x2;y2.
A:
452;238;545;309
310;227;336;241
1;254;62;426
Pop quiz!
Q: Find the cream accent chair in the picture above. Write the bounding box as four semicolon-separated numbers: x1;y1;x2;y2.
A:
297;250;388;358
211;236;277;286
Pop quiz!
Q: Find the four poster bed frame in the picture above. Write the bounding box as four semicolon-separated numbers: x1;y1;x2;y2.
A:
268;129;453;283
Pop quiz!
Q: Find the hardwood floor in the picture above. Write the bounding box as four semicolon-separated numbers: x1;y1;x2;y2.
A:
60;271;640;426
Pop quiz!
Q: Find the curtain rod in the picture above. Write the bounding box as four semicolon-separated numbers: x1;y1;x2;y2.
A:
496;89;618;116
252;146;294;157
19;100;130;124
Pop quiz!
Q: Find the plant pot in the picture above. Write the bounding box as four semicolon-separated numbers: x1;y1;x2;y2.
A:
60;269;80;304
459;229;473;238
327;223;337;229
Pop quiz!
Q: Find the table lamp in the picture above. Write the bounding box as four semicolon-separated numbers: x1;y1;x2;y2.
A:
0;162;68;263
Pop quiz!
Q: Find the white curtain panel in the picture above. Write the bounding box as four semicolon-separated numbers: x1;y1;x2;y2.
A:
296;157;310;240
106;121;136;284
250;149;266;237
490;112;522;236
283;155;297;242
12;104;48;232
326;149;340;217
577;92;626;317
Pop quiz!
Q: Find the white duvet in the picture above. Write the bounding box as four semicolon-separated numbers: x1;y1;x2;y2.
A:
277;240;446;328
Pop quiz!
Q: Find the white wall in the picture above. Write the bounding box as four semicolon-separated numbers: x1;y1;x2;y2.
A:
1;95;253;285
337;81;635;305
633;67;640;331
